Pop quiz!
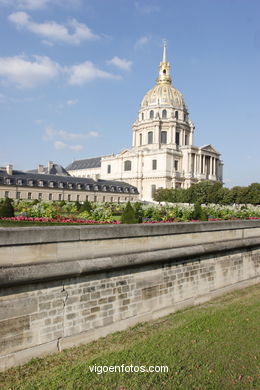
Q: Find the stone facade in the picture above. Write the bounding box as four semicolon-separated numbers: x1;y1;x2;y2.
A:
0;164;139;203
0;220;259;371
67;42;223;201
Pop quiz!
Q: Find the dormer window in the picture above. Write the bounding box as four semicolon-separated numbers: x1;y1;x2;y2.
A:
49;181;54;188
103;186;107;191
38;180;43;187
6;178;11;185
94;185;99;191
17;179;22;185
59;182;63;188
86;184;90;190
77;184;81;190
28;180;33;186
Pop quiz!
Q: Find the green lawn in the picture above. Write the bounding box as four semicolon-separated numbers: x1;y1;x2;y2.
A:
0;284;259;390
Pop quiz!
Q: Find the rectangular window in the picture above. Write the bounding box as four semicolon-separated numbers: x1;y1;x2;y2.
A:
185;134;188;145
38;193;42;200
118;197;120;203
58;194;62;201
28;192;32;200
160;131;167;144
111;196;113;202
148;131;153;144
139;133;142;145
86;195;89;201
94;195;97;202
49;193;52;201
174;160;179;171
77;195;80;201
107;164;111;174
175;132;180;145
152;159;157;170
151;185;156;197
4;191;9;198
16;191;20;200
68;194;71;202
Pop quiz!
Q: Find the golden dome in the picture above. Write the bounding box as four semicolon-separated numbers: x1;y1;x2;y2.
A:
141;84;186;109
140;41;187;110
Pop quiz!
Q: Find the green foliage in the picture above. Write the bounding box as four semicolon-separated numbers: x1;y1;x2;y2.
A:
152;181;260;205
0;197;15;217
133;202;144;223
121;201;138;224
79;200;92;213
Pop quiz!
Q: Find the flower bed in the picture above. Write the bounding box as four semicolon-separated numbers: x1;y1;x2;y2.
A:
0;216;120;224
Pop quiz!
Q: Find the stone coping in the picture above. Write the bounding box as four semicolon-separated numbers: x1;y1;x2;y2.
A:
1;220;260;246
1;236;260;288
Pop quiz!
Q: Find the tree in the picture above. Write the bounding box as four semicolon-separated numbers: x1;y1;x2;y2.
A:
0;197;15;217
121;201;138;224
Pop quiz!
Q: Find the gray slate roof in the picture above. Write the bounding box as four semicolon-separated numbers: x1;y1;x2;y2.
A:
0;169;138;194
28;164;70;176
66;157;102;171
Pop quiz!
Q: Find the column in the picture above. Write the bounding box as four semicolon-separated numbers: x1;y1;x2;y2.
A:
209;156;212;177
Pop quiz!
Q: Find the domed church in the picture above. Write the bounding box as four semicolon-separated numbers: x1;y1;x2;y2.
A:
67;42;223;202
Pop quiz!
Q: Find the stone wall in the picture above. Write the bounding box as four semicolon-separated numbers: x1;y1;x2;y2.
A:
0;221;260;371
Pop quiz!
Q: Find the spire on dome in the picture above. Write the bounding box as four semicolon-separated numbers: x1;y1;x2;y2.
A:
157;40;172;85
163;40;167;63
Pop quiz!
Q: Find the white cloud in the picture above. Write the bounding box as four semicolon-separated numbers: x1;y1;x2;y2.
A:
67;61;120;85
44;126;98;141
54;140;66;150
67;99;78;106
134;36;149;49
134;1;160;14
107;56;132;71
8;12;98;45
0;55;60;88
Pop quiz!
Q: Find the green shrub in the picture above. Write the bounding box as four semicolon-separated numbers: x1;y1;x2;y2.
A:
0;197;15;217
121;202;138;224
80;200;92;213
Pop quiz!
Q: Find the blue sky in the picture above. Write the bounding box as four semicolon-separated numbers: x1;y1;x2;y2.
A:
0;0;259;187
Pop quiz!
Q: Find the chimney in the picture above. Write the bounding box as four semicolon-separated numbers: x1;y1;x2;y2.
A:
38;164;44;174
6;164;13;175
48;161;54;173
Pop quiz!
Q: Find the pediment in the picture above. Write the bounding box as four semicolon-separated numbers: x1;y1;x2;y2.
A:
200;144;219;154
118;149;130;156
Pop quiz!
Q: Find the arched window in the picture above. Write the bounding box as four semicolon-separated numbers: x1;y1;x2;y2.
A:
161;131;167;144
175;111;179;119
150;110;154;119
148;131;153;144
162;109;167;119
124;160;132;171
